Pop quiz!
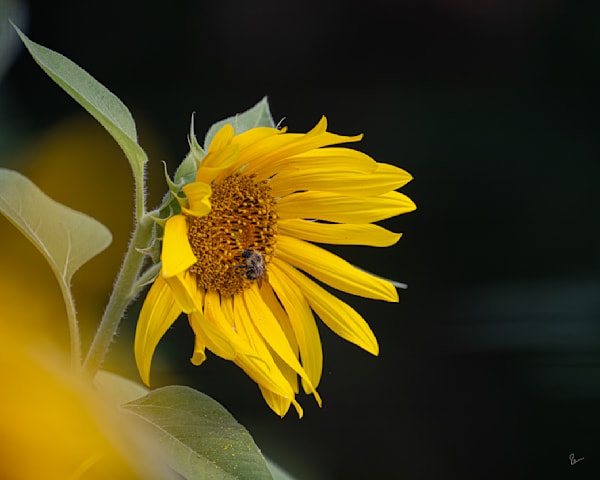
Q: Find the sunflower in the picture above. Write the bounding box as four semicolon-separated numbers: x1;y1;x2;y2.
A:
135;116;416;417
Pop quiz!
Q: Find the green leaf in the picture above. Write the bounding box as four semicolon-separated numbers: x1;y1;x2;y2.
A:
0;168;112;285
204;96;276;150
11;23;148;188
123;385;273;480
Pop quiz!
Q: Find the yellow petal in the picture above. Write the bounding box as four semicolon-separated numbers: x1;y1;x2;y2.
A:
161;215;197;278
203;290;255;356
269;162;413;197
221;296;243;339
269;342;300;396
190;333;207;366
195;144;240;184
230;295;299;398
276;190;416;223
245;146;377;180
258;283;299;355
188;310;236;360
235;352;285;395
375;162;413;187
206;123;234;153
181;182;211;217
135;275;182;386
231;126;281;148
188;288;206;366
276;235;398;302
268;262;323;392
242;285;322;405
163;270;200;313
258;386;304;419
236;354;304;418
308;115;328;134
258;284;300;394
272;258;379;355
235;117;363;172
278;218;402;247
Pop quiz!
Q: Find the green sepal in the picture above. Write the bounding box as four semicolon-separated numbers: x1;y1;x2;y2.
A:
140;164;186;255
134;263;162;292
135;239;162;264
174;151;199;186
140;187;183;264
163;162;188;208
203;96;276;150
138;211;168;264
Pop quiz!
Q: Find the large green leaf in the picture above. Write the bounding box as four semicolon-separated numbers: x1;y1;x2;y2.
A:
11;23;147;186
123;386;273;480
0;168;111;285
204;96;276;150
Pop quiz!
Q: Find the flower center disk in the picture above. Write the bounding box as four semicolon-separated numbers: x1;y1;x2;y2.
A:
186;173;277;297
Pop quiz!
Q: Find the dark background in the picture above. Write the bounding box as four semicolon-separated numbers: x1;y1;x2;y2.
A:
2;0;600;478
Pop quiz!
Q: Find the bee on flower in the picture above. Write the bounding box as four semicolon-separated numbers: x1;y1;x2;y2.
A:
134;112;416;418
239;249;268;285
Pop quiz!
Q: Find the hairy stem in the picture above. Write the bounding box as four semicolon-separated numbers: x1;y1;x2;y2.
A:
83;215;153;378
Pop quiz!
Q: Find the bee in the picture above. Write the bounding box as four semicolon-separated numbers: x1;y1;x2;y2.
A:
240;249;268;286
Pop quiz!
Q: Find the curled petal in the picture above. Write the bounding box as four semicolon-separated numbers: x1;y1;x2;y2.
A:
164;270;201;313
181;182;211;217
188;310;236;361
135;275;182;386
190;334;207;366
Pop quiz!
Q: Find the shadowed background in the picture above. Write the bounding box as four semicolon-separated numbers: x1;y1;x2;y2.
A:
1;0;600;478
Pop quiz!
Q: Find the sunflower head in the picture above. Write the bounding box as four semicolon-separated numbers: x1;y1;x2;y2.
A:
135;99;416;417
